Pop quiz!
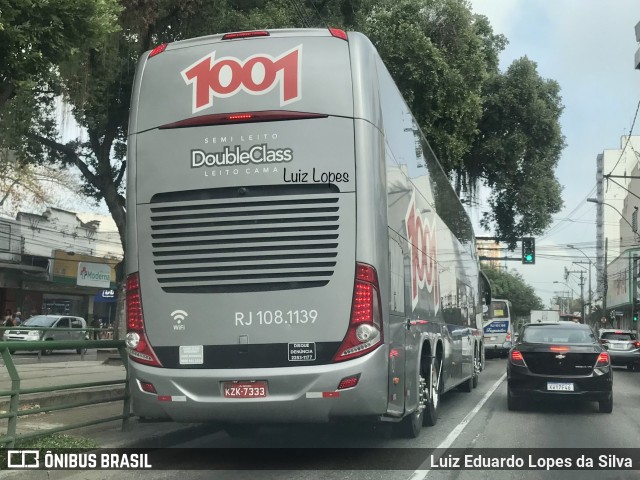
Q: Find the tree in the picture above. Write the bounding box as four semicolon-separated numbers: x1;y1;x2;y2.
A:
465;57;565;246
482;267;543;317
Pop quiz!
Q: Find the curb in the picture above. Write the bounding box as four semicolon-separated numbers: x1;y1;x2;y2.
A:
103;421;223;448
0;385;125;411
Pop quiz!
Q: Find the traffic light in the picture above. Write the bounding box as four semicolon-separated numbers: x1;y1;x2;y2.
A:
522;237;535;265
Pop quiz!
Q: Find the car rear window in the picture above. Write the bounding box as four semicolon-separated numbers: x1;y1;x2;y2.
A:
523;327;596;344
601;332;636;341
491;301;509;318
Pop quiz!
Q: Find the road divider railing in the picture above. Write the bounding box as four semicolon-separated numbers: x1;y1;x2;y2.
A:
0;338;130;447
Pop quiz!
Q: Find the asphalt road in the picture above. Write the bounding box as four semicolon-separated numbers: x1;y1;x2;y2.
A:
46;356;640;480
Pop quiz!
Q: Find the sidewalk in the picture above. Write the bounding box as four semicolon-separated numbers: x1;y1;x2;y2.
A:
0;358;219;449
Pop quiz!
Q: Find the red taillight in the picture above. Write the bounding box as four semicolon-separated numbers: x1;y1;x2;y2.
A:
139;381;157;394
126;273;143;331
332;263;383;362
148;43;167;58
510;350;526;367
159;111;327;129
506;332;511;341
222;30;270;40
549;346;570;352
126;272;162;367
337;375;360;390
596;352;610;367
329;28;348;41
634;341;640;348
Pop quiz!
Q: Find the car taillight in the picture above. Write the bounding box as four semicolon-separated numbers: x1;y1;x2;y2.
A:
329;28;348;41
332;263;383;362
506;332;511;341
634;341;640;348
596;352;610;367
549;346;570;352
126;272;162;367
510;350;527;367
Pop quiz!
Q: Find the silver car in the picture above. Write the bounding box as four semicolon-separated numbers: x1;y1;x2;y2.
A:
3;315;88;355
599;329;640;371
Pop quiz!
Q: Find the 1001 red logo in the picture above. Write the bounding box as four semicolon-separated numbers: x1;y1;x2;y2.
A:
181;46;302;113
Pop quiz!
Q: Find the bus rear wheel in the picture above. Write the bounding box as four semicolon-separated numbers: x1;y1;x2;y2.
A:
423;357;441;426
395;367;426;438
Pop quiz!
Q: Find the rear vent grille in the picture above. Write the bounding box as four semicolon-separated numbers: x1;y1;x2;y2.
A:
149;184;341;293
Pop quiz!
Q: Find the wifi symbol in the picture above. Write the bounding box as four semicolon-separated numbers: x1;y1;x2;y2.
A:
171;310;189;324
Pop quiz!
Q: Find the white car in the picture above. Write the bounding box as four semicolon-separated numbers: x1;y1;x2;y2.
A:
3;315;88;355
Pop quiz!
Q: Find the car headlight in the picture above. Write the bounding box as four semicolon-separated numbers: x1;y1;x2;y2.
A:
27;331;40;338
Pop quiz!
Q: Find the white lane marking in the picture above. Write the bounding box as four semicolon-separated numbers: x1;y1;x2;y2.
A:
407;372;507;480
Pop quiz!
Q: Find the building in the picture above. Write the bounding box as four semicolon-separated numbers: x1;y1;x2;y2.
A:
595;135;640;298
476;238;503;271
0;207;123;323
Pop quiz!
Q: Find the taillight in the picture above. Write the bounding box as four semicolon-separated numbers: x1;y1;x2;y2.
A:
549;346;570;352
506;332;511;341
633;341;640;348
337;374;360;390
148;43;167;58
510;350;527;367
329;28;348;41
126;272;162;367
159;111;327;129
596;352;610;367
222;30;270;40
332;263;383;362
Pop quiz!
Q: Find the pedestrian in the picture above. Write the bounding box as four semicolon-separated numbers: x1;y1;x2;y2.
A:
3;309;11;324
4;315;14;327
14;311;22;326
91;316;101;340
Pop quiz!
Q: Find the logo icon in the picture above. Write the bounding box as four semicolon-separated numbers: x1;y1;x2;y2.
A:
405;191;439;313
171;310;188;331
555;354;566;360
8;450;40;468
181;45;302;113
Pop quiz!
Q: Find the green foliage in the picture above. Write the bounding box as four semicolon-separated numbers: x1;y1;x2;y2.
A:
482;267;543;317
16;433;99;449
469;57;565;246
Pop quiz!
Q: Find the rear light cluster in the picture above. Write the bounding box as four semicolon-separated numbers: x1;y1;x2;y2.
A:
509;350;527;367
332;263;383;362
126;273;163;367
634;341;640;348
596;352;610;367
158;111;327;129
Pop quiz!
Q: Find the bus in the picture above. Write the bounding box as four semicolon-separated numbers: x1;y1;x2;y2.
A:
125;28;491;438
483;299;512;358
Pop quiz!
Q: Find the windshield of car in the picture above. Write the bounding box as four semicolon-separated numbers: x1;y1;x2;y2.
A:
522;326;596;344
22;316;57;327
601;332;636;341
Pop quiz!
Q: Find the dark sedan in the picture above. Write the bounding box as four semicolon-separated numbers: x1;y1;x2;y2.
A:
507;322;612;413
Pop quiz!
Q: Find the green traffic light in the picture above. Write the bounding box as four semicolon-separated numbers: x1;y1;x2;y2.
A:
525;254;533;262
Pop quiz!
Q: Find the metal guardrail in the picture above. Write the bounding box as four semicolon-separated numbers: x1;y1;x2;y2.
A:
0;338;130;447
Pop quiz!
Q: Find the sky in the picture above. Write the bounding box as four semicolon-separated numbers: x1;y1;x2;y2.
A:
467;0;640;309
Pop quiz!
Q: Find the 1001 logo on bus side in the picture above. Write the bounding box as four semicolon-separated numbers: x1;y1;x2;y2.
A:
405;192;440;314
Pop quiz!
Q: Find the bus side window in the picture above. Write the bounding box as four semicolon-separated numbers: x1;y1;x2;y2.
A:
389;237;405;315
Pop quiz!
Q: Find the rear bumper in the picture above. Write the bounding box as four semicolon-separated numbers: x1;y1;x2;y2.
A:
507;363;612;400
129;345;390;423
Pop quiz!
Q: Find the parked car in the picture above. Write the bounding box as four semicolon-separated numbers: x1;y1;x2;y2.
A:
3;315;88;355
507;321;612;413
598;329;640;371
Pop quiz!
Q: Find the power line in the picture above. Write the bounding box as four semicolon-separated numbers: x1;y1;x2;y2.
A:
605;99;640;176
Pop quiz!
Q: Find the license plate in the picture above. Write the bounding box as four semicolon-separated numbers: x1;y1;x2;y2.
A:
223;381;267;398
610;344;625;350
485;336;496;341
547;382;574;391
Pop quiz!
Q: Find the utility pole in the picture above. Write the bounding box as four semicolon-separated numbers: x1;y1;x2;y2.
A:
579;270;585;323
603;238;608;325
